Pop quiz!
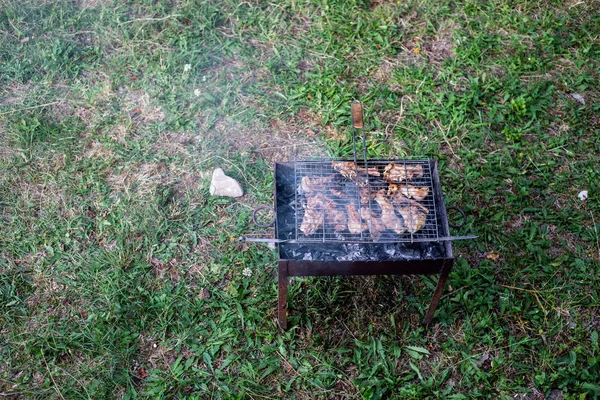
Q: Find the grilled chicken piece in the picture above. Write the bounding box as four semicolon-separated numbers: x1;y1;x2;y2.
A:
329;181;345;198
359;186;379;204
389;190;429;214
346;204;367;234
325;201;347;232
373;190;406;234
396;205;427;234
300;174;335;193
388;183;429;201
360;207;386;241
383;163;424;183
300;194;326;235
332;161;380;186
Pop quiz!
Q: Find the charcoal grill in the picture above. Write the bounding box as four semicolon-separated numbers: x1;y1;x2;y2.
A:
242;101;473;329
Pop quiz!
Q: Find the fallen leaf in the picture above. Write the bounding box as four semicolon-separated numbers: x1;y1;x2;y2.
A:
306;128;316;137
138;368;148;379
486;252;500;261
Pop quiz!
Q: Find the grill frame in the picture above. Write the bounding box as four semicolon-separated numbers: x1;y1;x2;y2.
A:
274;160;455;329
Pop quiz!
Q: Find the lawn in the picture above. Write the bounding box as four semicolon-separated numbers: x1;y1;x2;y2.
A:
1;0;599;398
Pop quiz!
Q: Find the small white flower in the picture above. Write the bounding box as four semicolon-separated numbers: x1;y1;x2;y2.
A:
242;267;252;277
202;75;207;82
578;190;588;201
194;89;201;97
184;64;191;72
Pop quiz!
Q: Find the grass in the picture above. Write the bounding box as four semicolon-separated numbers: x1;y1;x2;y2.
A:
1;0;599;398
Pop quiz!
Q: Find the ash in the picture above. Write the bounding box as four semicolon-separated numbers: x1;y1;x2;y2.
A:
280;241;445;262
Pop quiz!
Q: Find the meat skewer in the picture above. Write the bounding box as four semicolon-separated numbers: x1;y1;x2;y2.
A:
383;163;424;183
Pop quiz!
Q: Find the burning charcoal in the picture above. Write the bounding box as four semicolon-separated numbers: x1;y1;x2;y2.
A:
332;161;379;186
401;248;422;261
383;163;424;183
346;204;367;234
388;183;429;201
374;190;406;234
360;206;386;241
300;174;335;193
424;243;443;259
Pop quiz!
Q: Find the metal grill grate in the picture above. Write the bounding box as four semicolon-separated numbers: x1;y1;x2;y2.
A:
294;159;440;243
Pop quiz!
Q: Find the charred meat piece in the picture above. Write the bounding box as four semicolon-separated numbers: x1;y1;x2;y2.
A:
325;201;347;232
300;194;326;235
360;206;386;241
332;161;380;186
300;174;335;193
388;183;429;201
397;205;427;234
373;190;406;234
346;204;367;234
383;163;424;183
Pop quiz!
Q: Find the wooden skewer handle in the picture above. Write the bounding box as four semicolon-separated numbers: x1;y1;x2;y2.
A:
351;102;363;129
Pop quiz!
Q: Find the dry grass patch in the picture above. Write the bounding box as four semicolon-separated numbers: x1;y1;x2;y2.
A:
124;89;166;127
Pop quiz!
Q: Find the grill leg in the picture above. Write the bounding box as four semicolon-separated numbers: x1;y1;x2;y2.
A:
424;261;451;325
278;261;288;330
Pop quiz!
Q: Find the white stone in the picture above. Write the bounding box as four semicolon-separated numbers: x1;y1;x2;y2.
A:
209;168;243;198
578;190;588;201
571;93;585;105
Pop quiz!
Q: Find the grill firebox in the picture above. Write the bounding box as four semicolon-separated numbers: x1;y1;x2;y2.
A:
274;160;454;328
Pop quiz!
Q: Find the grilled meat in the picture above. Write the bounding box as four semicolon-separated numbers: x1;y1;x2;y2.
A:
326;201;347;232
346;204;367;234
359;186;378;204
373;190;406;234
360;206;386;241
332;161;380;186
300;194;326;235
388;183;429;201
397;205;427;234
383;163;424;183
389;190;429;214
300;174;335;193
329;181;345;198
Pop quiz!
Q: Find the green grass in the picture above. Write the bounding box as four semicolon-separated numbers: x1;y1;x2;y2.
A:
1;0;599;398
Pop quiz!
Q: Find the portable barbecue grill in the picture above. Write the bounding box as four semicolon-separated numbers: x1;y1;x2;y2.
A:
242;101;473;329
